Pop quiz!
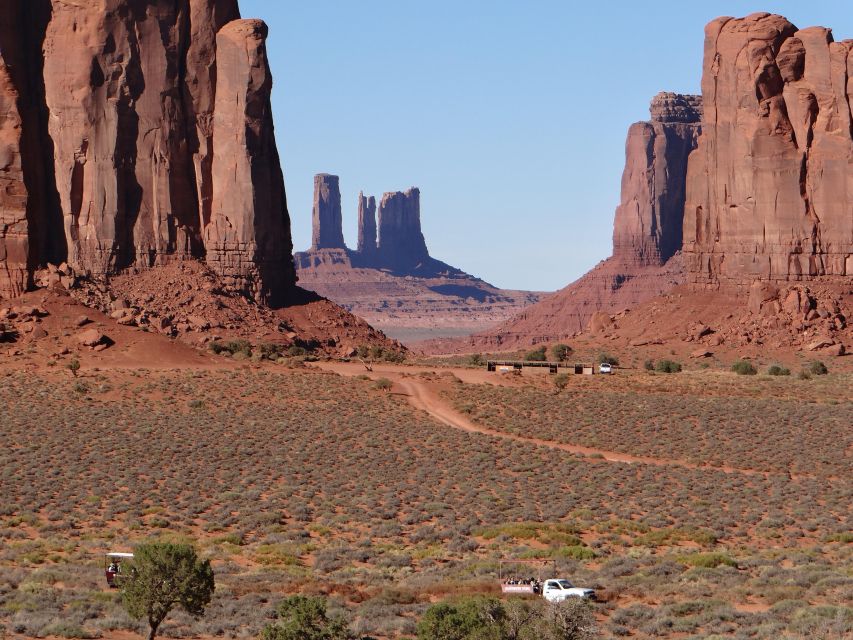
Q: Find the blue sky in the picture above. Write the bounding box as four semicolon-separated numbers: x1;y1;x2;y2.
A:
240;1;853;291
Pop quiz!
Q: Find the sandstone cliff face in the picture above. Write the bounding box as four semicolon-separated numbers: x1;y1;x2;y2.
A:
206;18;294;303
0;0;295;303
377;188;429;270
613;92;702;266
684;13;853;283
0;17;28;298
311;173;345;250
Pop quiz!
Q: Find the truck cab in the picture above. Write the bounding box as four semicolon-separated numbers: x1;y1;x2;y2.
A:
542;579;595;602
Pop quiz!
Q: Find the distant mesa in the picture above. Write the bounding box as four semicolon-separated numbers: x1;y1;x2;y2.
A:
300;177;430;273
295;174;546;342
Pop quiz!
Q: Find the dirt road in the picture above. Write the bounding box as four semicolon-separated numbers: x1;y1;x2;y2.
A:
315;361;807;479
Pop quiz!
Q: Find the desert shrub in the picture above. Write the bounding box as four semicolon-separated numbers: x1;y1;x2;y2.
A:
72;381;89;395
598;353;619;366
209;340;252;357
551;344;573;362
66;359;81;377
553;373;571;391
286;346;307;357
767;365;791;376
654;359;682;373
261;595;352;640
643;359;654;371
676;552;737;568
808;361;829;375
257;343;285;361
374;378;393;391
525;346;547;362
731;360;757;375
798;370;812;380
467;353;484;367
187;399;204;409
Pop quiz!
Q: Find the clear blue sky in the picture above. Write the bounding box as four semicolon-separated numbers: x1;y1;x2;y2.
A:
240;1;852;291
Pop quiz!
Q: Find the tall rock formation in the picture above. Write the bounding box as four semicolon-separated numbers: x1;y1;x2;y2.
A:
684;13;853;284
357;191;377;255
311;173;346;250
206;18;294;303
613;93;702;266
377;188;429;270
0;0;296;303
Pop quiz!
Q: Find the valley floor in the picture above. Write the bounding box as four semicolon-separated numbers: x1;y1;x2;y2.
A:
0;359;850;639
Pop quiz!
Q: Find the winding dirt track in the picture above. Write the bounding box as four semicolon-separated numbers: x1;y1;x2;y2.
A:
315;363;805;479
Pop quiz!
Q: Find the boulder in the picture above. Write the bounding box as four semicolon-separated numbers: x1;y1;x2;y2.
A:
748;282;780;315
76;328;106;347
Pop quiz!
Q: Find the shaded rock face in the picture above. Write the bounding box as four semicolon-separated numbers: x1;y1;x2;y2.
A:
0;0;295;303
311;173;345;250
357;191;377;255
613;92;702;266
684;13;853;284
206;18;294;304
377;188;429;270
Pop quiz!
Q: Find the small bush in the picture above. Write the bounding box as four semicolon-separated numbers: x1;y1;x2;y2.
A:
551;343;573;362
798;370;812;380
654;359;682;373
643;359;655;371
677;552;737;568
808;360;829;375
767;364;790;376
467;353;484;367
553;373;570;391
374;378;393;391
67;359;81;377
524;346;547;362
598;353;619;366
731;360;757;375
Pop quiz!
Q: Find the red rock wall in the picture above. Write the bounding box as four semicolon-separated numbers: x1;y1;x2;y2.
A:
613;92;701;266
684;13;853;284
0;0;295;303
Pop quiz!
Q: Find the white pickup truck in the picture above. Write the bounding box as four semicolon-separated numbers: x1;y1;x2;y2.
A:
541;579;595;602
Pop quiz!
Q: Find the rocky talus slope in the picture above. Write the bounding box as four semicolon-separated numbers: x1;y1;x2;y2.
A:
295;175;546;342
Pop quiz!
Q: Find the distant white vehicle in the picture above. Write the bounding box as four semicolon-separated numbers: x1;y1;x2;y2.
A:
598;363;612;374
542;579;596;602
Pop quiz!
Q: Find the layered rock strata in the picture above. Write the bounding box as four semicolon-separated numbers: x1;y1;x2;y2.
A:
0;0;295;303
684;13;853;283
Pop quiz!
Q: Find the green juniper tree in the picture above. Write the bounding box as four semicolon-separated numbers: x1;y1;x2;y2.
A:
121;542;214;640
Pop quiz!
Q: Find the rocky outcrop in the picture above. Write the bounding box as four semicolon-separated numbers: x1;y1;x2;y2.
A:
357;191;377;255
206;18;294;304
0;0;296;304
377;188;429;270
613;92;702;265
684;13;853;284
311;173;346;250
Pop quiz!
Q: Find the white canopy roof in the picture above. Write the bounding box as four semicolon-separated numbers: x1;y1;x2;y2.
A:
106;552;134;558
